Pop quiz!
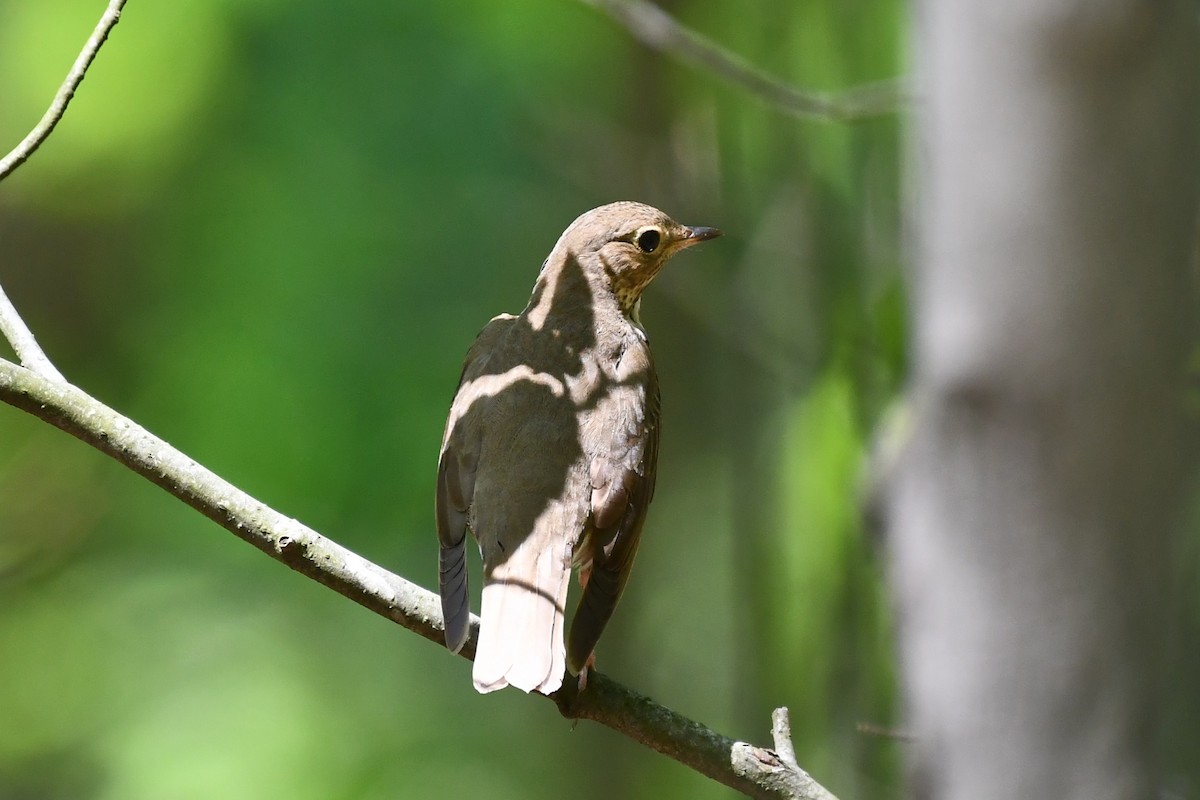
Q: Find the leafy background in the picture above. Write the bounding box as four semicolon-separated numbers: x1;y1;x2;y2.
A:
0;1;906;797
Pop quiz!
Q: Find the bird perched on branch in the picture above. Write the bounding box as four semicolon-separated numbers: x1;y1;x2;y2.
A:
436;201;721;694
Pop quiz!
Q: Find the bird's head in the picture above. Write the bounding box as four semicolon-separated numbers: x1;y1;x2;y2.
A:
559;201;722;315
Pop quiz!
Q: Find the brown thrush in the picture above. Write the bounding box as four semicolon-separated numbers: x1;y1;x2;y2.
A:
436;201;721;694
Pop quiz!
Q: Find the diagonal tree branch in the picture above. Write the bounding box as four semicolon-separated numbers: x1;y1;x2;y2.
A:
583;0;906;122
0;356;836;800
0;285;65;381
0;0;127;182
0;0;122;382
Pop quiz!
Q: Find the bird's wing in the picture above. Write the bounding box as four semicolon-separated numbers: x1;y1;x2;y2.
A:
436;313;517;653
567;341;660;674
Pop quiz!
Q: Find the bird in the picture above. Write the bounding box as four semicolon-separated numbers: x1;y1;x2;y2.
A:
436;201;721;695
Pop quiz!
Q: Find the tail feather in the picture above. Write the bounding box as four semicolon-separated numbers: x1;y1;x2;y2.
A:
567;561;623;674
473;538;570;694
439;539;470;654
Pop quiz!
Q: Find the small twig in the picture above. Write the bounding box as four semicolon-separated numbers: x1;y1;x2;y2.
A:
856;721;916;742
731;707;839;800
0;358;837;800
0;0;128;182
0;285;65;381
583;0;906;122
772;707;799;765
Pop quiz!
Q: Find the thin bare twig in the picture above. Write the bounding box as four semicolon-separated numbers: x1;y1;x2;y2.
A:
772;707;799;765
729;708;838;800
0;0;128;182
856;721;916;742
0;358;837;800
0;285;64;381
583;0;906;122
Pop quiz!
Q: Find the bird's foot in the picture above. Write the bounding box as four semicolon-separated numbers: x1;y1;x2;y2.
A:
576;651;596;693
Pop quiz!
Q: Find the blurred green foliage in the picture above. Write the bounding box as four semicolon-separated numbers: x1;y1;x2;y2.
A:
0;0;905;797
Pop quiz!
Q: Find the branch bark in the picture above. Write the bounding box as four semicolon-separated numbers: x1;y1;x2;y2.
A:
0;0;127;182
0;285;64;381
0;357;835;800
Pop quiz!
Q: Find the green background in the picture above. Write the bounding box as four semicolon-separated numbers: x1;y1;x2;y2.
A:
0;1;906;797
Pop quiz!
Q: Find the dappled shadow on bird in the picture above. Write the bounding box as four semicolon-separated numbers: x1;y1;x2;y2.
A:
435;202;719;695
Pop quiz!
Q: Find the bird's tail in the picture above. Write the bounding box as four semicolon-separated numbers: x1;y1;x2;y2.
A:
473;534;571;695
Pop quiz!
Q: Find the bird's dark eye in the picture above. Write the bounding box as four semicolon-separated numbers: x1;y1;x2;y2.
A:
636;228;661;253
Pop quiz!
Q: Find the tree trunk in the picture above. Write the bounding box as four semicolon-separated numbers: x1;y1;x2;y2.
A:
887;2;1200;798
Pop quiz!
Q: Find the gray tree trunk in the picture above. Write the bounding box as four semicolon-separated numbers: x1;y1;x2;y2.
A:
887;3;1200;798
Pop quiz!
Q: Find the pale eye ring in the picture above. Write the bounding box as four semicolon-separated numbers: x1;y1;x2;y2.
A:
636;228;661;254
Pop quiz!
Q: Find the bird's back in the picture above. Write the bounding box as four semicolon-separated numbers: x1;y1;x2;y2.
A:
442;310;596;694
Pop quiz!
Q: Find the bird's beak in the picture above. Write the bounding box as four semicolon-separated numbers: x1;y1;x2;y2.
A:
677;226;723;249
